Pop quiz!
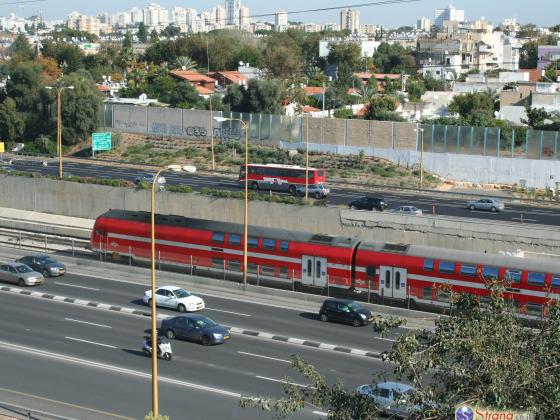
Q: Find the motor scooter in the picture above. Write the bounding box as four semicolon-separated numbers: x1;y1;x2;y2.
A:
142;335;172;361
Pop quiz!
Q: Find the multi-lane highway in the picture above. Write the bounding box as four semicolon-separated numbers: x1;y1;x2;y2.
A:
0;247;410;419
4;156;559;226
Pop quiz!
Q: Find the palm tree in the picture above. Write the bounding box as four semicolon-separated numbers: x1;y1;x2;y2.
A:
172;56;197;71
357;85;376;105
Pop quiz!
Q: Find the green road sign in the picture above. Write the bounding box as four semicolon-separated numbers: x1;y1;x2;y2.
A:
92;132;112;151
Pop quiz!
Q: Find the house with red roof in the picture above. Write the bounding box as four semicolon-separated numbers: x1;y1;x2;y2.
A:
169;70;216;97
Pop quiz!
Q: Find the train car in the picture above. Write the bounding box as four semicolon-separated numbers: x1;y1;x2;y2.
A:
91;210;560;319
91;210;357;288
353;241;560;318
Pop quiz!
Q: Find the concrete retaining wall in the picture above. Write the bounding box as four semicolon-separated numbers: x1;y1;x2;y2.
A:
0;176;559;257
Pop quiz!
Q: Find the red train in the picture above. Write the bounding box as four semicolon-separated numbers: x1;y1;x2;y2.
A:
92;210;560;319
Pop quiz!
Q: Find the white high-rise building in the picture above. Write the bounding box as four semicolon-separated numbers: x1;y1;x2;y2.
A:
143;3;168;30
130;8;143;24
275;10;288;32
225;0;240;27
213;6;226;27
417;16;431;31
186;8;198;32
340;9;360;34
171;7;187;32
239;6;250;29
434;4;465;29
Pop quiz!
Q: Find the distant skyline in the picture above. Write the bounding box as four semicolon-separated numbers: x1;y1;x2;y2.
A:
1;0;558;27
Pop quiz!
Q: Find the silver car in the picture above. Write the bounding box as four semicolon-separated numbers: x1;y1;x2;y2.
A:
0;262;44;286
466;198;505;212
391;206;423;216
294;183;330;199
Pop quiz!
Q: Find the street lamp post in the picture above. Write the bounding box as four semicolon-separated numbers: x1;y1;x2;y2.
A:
415;127;425;189
46;85;74;178
149;164;196;416
213;116;248;285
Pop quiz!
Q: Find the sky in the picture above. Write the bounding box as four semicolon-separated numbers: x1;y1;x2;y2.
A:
1;0;558;27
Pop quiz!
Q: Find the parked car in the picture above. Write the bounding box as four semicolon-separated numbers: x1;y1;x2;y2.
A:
0;262;44;286
161;314;231;345
348;196;388;211
16;255;66;277
319;299;374;327
356;381;419;418
391;206;423;216
294;183;330;199
134;173;166;185
466;198;504;212
143;285;205;312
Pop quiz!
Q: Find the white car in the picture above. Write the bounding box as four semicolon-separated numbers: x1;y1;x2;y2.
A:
391;206;423;216
142;286;205;312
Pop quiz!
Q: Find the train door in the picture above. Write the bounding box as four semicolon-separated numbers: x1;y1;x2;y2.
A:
301;256;327;287
380;266;408;300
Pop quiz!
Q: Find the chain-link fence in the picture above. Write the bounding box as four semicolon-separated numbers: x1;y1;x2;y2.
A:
101;104;560;160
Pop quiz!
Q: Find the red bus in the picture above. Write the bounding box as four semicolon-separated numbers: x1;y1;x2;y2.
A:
239;163;327;195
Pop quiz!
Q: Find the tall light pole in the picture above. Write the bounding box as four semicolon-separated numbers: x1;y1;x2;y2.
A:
150;164;196;416
213;116;248;285
46;84;74;178
305;117;309;200
415;127;425;189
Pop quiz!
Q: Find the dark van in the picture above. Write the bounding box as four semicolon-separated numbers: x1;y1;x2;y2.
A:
319;299;374;327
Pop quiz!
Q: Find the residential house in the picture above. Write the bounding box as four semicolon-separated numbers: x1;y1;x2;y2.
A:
207;71;247;88
169;70;216;98
353;72;402;93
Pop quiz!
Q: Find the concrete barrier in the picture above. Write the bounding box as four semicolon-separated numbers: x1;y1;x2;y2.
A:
0;175;559;256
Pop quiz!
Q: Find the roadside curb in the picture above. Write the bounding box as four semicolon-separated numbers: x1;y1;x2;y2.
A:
0;285;383;359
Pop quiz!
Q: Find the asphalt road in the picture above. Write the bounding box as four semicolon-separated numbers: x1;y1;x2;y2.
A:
6;158;559;226
0;287;389;419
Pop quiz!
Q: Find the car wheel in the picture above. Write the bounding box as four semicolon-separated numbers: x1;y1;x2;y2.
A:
42;270;49;278
314;192;321;199
352;319;361;327
350;205;357;210
320;313;328;322
251;182;259;190
163;353;172;361
177;304;186;313
147;298;152;307
166;330;175;339
18;279;25;287
143;349;151;357
289;185;296;195
469;204;475;210
201;335;212;346
490;206;497;212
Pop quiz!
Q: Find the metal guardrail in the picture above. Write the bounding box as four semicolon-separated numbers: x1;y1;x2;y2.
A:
0;227;90;258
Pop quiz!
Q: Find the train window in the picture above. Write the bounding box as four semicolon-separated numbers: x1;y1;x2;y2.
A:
228;234;241;246
279;267;289;278
479;296;491;308
395;271;401;290
438;290;451;303
229;260;241;271
316;260;321;278
505;270;522;283
460;264;477;277
248;263;258;273
423;259;434;271
263;238;276;250
366;266;376;277
422;287;432;300
552;275;560;288
438;261;455;274
527;272;545;286
385;270;390;288
211;232;225;243
482;266;499;279
211;258;224;269
307;259;312;275
248;237;259;248
280;241;289;252
262;265;275;275
525;303;543;318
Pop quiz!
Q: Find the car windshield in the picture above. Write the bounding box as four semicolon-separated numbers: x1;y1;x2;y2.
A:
174;289;191;298
15;265;33;273
348;302;364;311
194;318;218;328
37;256;57;264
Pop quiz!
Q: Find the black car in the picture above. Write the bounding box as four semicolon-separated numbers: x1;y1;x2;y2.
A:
319;299;374;327
16;255;66;277
349;196;388;211
161;314;231;345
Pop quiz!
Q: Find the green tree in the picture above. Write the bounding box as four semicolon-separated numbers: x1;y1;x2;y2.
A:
422;74;446;91
150;29;159;42
373;42;415;74
521;105;549;127
161;24;181;38
172;56;197;71
366;75;378;92
137;23;148;43
406;79;425;102
241;281;560;419
543;59;560;82
0;97;25;141
263;34;303;80
448;91;496;121
365;96;404;121
9;34;34;61
164;81;203;108
519;40;538;68
122;32;133;49
224;79;284;114
327;41;362;86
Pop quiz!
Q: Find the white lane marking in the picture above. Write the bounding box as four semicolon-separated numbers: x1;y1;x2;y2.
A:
204;307;251;317
237;351;291;364
0;340;244;399
313;410;329;417
511;217;538;222
64;317;112;329
373;336;397;342
255;375;316;389
55;282;99;291
65;337;116;349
